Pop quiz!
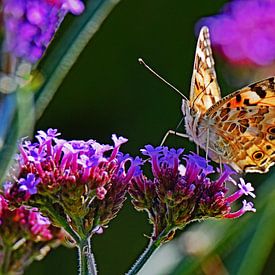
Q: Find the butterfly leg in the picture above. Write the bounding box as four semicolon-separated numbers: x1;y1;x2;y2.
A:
160;130;189;146
219;156;223;173
205;128;210;162
196;145;200;155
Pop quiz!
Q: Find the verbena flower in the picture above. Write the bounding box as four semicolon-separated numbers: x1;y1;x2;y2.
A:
3;0;85;63
129;145;256;242
197;0;275;66
4;129;141;240
0;195;65;275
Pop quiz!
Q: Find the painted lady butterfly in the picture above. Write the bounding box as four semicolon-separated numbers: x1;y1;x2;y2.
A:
182;26;275;173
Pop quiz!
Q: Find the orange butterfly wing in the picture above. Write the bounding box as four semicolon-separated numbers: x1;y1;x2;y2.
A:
189;26;221;114
204;77;275;173
184;26;275;173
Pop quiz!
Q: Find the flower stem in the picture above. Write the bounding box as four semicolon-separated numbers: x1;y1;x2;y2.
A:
126;227;172;275
77;236;97;275
2;244;12;274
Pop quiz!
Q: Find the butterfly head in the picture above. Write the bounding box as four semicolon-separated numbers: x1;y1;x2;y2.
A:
181;97;203;144
181;99;197;118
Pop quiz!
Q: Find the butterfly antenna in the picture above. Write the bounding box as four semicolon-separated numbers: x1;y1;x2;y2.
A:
138;58;188;101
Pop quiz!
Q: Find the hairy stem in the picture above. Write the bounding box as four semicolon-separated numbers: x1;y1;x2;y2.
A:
126;227;173;275
77;236;97;275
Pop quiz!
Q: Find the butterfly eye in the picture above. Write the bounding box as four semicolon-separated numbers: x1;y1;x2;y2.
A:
267;127;275;135
190;108;197;116
252;151;264;161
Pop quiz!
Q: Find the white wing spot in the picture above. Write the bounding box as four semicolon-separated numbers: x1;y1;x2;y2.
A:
205;48;211;57
203;39;210;47
197;48;205;61
206;57;213;68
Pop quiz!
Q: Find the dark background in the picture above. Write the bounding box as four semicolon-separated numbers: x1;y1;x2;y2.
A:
25;0;270;274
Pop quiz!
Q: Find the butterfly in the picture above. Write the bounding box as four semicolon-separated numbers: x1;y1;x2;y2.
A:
181;26;275;173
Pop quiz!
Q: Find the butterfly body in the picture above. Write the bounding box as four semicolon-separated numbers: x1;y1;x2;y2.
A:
183;99;229;167
183;26;275;173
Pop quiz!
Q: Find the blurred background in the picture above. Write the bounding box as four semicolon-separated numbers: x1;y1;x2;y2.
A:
24;0;275;274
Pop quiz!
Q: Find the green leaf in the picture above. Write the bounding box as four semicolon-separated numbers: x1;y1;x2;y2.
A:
35;0;122;120
236;181;275;275
0;87;34;184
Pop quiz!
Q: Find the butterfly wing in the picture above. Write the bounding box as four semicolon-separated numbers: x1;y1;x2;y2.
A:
205;77;275;173
189;26;221;114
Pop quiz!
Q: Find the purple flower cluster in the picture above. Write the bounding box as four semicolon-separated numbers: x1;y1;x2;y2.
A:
4;129;141;237
129;145;255;241
3;0;85;63
197;0;275;66
0;195;65;274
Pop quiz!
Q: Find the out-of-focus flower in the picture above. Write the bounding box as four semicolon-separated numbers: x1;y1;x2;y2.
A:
0;195;65;275
129;145;255;242
197;0;275;66
3;0;85;63
4;129;141;241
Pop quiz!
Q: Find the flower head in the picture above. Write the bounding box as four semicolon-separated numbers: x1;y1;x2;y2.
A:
197;0;275;66
3;0;85;63
0;195;65;274
129;146;255;242
4;129;141;238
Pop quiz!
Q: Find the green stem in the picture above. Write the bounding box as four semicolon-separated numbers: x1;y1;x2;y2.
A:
127;227;173;275
77;236;97;275
2;244;12;274
72;216;87;240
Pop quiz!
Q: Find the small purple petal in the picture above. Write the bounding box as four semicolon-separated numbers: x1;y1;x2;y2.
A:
18;173;40;195
141;145;163;157
111;134;128;148
238;178;256;198
123;157;143;182
92;225;104;234
224;200;256;219
226;178;256;203
62;0;85;15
